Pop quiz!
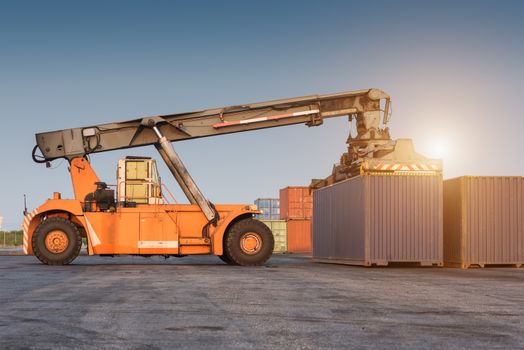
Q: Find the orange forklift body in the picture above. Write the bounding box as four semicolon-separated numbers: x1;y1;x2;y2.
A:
23;158;258;258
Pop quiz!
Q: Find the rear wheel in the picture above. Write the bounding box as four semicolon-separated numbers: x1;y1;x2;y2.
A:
32;218;82;265
224;218;274;266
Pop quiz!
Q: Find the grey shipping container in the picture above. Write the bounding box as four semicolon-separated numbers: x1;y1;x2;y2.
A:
313;174;443;266
255;198;280;220
443;176;524;268
261;220;287;253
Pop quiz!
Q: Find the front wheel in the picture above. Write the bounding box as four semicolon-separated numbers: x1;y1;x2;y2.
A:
32;218;82;265
218;253;236;265
224;219;274;266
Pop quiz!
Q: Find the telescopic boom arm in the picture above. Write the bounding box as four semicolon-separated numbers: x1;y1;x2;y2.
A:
34;88;390;161
33;88;391;224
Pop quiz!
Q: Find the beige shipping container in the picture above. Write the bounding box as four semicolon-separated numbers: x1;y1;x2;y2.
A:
313;174;443;266
443;176;524;268
260;220;287;253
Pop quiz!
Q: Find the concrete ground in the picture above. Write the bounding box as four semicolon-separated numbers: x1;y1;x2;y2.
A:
0;254;522;350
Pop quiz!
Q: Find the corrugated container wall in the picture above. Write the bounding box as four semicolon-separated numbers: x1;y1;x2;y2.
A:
443;177;524;268
261;220;287;253
313;174;443;266
254;198;280;220
280;187;312;219
287;219;312;253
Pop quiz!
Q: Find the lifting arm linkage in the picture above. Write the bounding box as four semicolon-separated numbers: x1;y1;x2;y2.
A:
151;124;218;223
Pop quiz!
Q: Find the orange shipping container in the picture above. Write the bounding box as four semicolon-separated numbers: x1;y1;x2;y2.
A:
287;219;311;253
280;187;312;219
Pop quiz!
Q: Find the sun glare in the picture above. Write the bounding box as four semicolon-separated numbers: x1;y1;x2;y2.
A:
430;140;449;159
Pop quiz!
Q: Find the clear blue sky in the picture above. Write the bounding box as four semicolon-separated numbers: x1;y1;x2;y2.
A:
1;0;523;229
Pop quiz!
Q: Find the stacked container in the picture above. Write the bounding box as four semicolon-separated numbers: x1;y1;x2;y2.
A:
443;176;524;268
280;187;313;219
260;220;287;253
280;187;312;253
254;198;280;220
313;173;443;266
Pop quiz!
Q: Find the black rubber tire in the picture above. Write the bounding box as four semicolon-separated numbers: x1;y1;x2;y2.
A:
218;254;236;265
224;218;274;266
32;218;82;265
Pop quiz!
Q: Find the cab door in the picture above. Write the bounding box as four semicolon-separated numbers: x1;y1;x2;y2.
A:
138;211;179;254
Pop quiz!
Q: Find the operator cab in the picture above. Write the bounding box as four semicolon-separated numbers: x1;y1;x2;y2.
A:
117;157;163;207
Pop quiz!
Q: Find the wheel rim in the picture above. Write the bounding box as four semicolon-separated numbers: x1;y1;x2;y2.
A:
45;230;69;254
240;232;262;255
